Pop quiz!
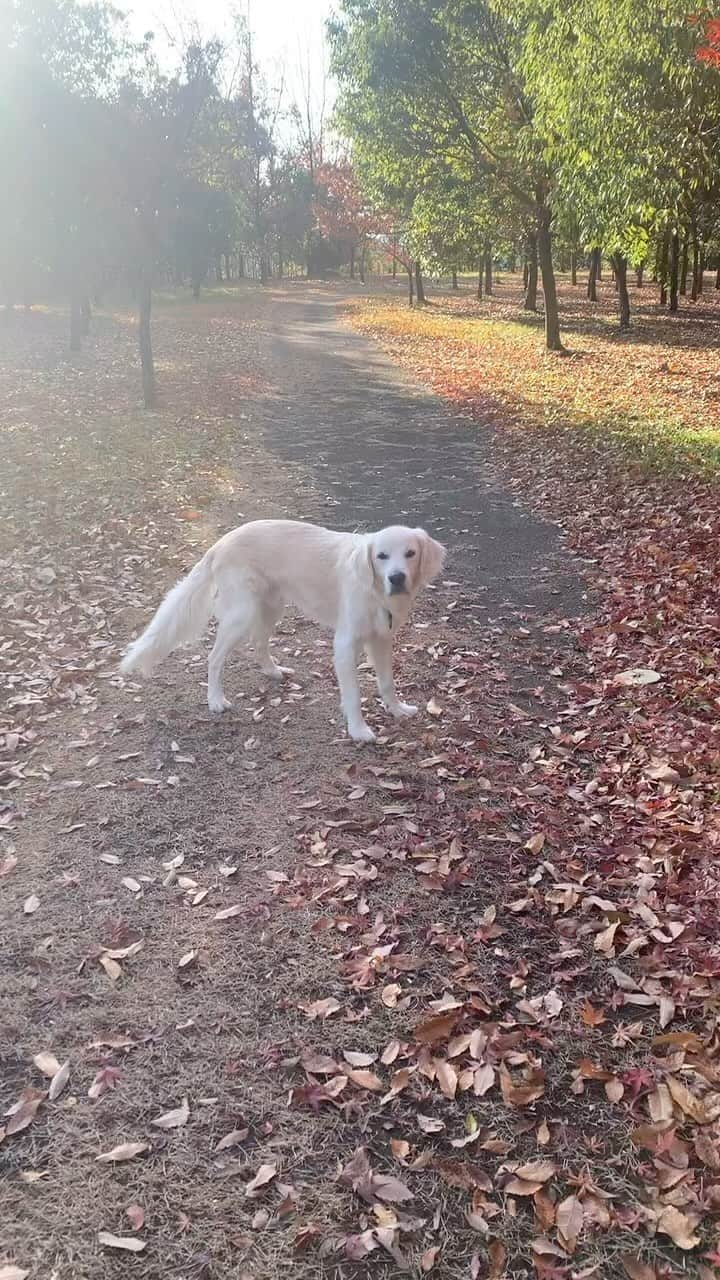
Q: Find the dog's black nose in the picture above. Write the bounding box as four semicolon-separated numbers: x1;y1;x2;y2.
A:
389;570;406;589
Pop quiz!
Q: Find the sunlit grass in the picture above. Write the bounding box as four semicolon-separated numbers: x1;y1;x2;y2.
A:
350;295;720;476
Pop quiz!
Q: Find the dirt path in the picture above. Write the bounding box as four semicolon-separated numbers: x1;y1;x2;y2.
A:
2;285;656;1280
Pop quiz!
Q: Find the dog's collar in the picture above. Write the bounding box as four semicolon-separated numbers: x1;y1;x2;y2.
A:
386;610;393;630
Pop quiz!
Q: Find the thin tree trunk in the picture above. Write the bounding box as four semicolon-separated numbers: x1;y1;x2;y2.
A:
477;264;483;301
636;264;644;288
138;271;156;410
392;233;397;279
414;260;426;305
587;247;600;301
277;239;284;279
680;239;689;295
408;265;414;307
524;233;538;310
523;256;529;290
669;231;680;313
359;249;366;284
612;253;631;329
70;291;82;351
659;227;670;305
570;250;577;285
537;212;563;351
698;246;706;296
691;236;700;301
238;254;245;279
596;257;603;281
451;268;458;290
80;295;91;336
349;245;355;279
715;262;720;290
484;241;492;295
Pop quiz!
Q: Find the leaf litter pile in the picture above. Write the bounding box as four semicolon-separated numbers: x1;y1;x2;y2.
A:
3;283;720;1279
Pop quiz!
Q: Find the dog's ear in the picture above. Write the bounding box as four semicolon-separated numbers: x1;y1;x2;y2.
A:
355;533;378;588
416;529;446;586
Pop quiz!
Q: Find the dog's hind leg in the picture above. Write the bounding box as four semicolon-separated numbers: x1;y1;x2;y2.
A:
253;598;295;681
207;609;251;712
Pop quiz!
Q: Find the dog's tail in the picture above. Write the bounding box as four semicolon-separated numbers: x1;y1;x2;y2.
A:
120;550;215;677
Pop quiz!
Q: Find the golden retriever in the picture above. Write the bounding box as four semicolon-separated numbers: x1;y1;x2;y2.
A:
120;519;446;742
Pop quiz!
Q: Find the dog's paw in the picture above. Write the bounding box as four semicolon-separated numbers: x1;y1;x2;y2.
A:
208;694;232;713
349;721;376;744
390;701;418;719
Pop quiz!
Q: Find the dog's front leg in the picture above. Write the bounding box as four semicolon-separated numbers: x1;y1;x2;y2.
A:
334;632;375;743
366;634;417;719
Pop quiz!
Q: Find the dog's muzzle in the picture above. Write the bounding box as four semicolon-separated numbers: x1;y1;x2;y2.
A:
388;571;407;594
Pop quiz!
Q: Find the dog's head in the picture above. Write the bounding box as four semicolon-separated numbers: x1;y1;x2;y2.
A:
367;526;446;599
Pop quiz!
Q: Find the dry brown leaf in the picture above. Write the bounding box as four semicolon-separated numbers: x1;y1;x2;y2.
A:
524;832;545;855
417;1114;445;1134
98;1231;146;1253
5;1096;42;1136
666;1075;720;1124
214;904;243;921
126;1204;145;1231
99;954;122;982
473;1063;495;1096
343;1050;377;1067
505;1175;544;1196
96;1141;150;1163
434;1059;458;1100
344;1068;384;1092
488;1239;508;1279
151;1096;189;1129
413;1010;459;1044
299;997;341;1020
23;894;39;915
246;1163;277;1197
0;1270;30;1280
215;1127;249;1151
33;1051;61;1078
48;1061;70;1102
515;1159;556;1183
655;1205;700;1250
594;920;619;954
0;853;18;877
421;1245;441;1272
391;1138;410;1162
556;1194;583;1253
605;1077;624;1103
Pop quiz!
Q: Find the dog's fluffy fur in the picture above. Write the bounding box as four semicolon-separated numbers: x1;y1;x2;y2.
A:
120;519;446;742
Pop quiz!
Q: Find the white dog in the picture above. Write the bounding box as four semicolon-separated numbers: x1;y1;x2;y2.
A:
120;519;446;743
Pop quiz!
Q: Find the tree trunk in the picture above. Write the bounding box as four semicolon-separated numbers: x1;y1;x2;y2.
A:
508;245;517;273
238;254;245;279
277;238;284;279
477;264;483;301
80;295;91;336
680;239;689;295
698;246;706;296
483;241;492;296
138;272;156;410
215;256;223;283
451;268;458;290
570;250;577;285
69;292;82;351
523;256;529;290
596;256;603;281
612;254;631;329
537;213;563;351
636;264;644;288
715;262;720;290
691;237;700;301
349;245;355;279
659;227;670;305
192;278;201;300
524;233;538;310
408;265;414;307
359;249;366;285
587;247;600;301
669;231;680;313
414;260;426;305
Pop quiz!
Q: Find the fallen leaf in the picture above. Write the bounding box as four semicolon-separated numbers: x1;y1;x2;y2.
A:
5;1096;42;1136
23;894;39;915
121;876;141;893
215;1127;249;1151
525;832;546;855
426;698;443;717
299;997;341;1020
621;1258;658;1280
614;667;661;686
48;1061;70;1101
98;1231;146;1253
151;1097;189;1129
33;1051;61;1078
413;1010;459;1044
214;904;243;921
488;1239;508;1279
435;1059;458;1100
126;1204;145;1231
0;1268;29;1280
655;1205;700;1250
417;1114;445;1134
96;1141;150;1163
246;1163;277;1197
515;1159;556;1182
556;1195;583;1253
421;1245;441;1271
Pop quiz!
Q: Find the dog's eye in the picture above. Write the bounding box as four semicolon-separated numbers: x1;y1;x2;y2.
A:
405;549;416;559
377;552;389;561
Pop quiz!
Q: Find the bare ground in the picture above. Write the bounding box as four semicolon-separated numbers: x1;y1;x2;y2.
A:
1;283;713;1279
